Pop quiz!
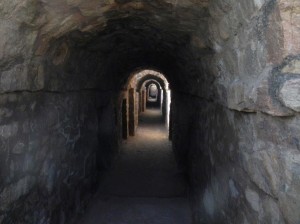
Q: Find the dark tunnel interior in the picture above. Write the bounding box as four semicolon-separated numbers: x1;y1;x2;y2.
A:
0;1;300;223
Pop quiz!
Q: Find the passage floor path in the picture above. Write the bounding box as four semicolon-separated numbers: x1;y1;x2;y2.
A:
77;108;192;224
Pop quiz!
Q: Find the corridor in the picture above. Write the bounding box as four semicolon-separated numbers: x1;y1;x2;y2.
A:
77;109;191;224
1;1;300;223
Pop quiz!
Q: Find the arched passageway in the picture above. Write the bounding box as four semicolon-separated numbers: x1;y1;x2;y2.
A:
0;1;300;224
77;81;190;223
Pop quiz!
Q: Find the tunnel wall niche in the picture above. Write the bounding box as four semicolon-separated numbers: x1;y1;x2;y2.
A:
171;1;300;223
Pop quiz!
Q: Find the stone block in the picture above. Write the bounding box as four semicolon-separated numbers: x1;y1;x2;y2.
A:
282;59;300;74
33;65;45;90
227;80;255;112
0;63;30;93
279;190;300;224
23;153;35;173
254;74;294;116
279;78;300;112
279;0;300;57
0;20;22;65
243;149;281;196
229;179;239;199
218;16;230;40
0;122;18;138
12;142;26;154
203;188;215;217
0;0;37;22
278;150;300;224
41;159;57;194
0;176;36;210
253;0;266;10
262;197;284;224
245;188;261;212
0;215;4;223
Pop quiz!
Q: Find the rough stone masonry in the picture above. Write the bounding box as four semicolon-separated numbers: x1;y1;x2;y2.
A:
0;0;299;223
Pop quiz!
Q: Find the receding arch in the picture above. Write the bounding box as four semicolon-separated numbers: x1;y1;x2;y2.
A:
142;79;164;91
135;71;169;92
145;81;161;109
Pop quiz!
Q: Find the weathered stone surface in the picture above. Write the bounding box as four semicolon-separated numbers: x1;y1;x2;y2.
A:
254;74;294;116
227;80;255;112
226;71;295;116
278;0;300;57
282;59;300;74
0;0;37;22
245;188;261;212
0;91;103;223
279;78;300;112
203;188;215;217
0;64;30;93
0;21;29;66
262;197;284;223
243;149;281;196
12;142;26;154
0;122;18;138
0;16;38;93
0;176;36;210
228;179;239;199
279;191;300;224
278;150;300;224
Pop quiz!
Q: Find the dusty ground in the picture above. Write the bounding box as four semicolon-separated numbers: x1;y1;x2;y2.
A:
77;109;192;224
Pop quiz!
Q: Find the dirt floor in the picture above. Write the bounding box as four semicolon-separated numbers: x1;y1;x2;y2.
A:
77;108;192;224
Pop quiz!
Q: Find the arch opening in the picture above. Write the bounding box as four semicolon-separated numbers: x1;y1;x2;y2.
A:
119;69;172;140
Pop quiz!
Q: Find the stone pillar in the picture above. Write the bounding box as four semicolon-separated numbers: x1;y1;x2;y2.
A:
122;98;128;139
141;90;146;112
139;91;142;114
160;88;164;110
135;91;139;129
166;89;171;130
144;90;147;111
128;88;135;136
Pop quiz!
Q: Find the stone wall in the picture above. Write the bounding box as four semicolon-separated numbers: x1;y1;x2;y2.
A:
170;0;300;223
0;91;108;223
0;6;120;222
173;92;300;223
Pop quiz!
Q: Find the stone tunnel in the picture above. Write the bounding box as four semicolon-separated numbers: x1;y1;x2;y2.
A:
0;0;300;223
